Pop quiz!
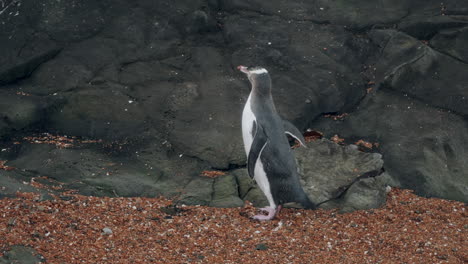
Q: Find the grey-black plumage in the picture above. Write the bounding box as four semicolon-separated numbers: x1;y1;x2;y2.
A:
238;65;315;220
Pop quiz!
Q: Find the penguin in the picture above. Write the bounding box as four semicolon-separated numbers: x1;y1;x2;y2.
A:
238;65;316;221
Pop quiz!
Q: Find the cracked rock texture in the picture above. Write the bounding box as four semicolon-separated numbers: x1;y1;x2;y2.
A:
1;0;468;208
0;245;44;264
296;139;389;212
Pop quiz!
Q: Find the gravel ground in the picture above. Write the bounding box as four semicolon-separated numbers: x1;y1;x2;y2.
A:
0;185;466;263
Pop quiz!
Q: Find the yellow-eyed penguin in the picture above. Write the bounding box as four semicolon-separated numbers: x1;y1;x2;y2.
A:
238;65;316;221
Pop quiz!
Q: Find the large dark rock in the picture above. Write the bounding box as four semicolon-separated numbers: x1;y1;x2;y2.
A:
32;0;106;42
49;85;148;139
220;0;409;29
399;16;468;40
314;90;468;202
398;0;468;39
3;0;369;170
431;26;468;63
369;29;468;116
1;0;468;207
167;47;246;169
6;142;202;198
0;1;61;85
0;90;59;139
25;56;93;96
0;170;46;199
226;14;366;127
0;0;119;85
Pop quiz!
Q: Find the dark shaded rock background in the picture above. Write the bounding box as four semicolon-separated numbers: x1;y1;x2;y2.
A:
1;0;467;207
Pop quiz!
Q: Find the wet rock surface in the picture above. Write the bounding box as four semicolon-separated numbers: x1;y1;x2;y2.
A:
296;139;389;212
315;90;468;202
2;0;468;209
0;245;44;264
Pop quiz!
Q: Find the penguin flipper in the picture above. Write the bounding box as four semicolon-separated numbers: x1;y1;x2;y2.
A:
282;120;307;147
247;123;268;179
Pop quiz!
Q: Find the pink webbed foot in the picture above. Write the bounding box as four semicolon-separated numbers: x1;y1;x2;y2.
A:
258;207;273;213
252;205;282;221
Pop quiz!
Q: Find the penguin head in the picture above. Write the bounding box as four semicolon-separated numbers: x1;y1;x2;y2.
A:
237;65;271;94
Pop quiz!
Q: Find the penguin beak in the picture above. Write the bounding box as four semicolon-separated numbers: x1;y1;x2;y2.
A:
237;65;249;74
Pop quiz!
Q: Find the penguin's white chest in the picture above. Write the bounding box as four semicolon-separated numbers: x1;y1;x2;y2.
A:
242;94;255;155
241;94;276;208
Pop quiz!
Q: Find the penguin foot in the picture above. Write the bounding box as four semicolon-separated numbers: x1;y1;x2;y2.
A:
258;207;274;213
252;206;282;221
252;210;275;221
